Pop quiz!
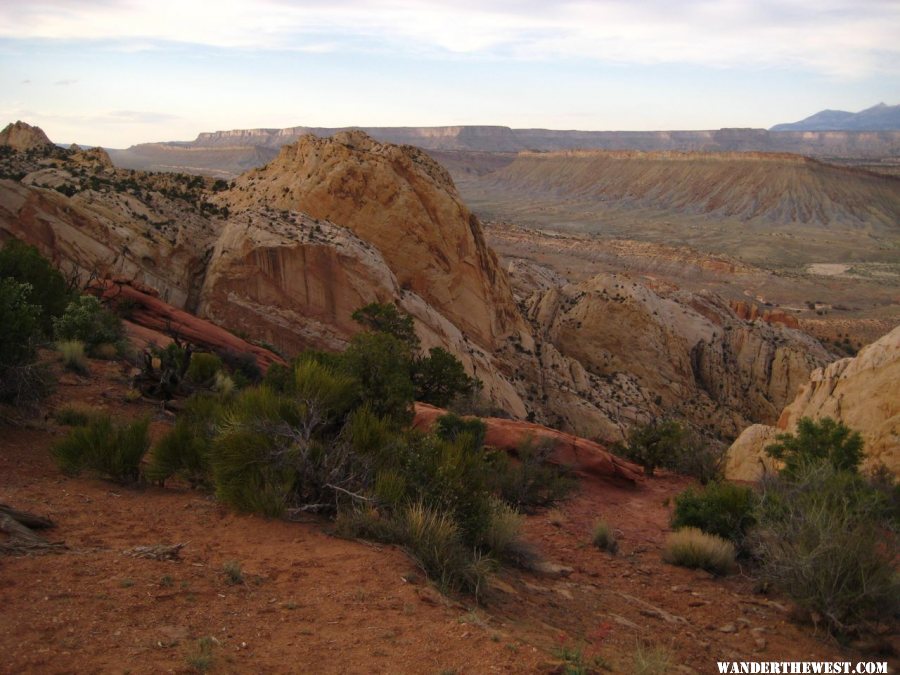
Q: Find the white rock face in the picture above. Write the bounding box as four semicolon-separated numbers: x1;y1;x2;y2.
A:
726;325;900;479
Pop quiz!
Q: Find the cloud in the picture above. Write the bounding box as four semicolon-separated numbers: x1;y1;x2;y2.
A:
54;79;77;85
0;1;897;77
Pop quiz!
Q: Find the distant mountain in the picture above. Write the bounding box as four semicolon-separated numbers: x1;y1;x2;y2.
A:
771;103;900;131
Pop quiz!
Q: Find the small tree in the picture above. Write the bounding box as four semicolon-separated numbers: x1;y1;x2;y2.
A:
340;331;414;426
619;419;687;477
413;347;480;408
765;417;863;478
351;302;419;350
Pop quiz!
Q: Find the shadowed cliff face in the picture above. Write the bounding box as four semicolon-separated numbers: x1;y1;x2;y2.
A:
218;131;525;351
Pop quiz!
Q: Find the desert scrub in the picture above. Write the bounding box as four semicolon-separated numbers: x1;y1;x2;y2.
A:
478;497;523;559
671;480;756;548
753;461;899;634
399;501;494;595
490;436;576;511
57;340;88;373
53;295;124;351
662;527;734;575
222;560;244;585
591;519;618;554
186;352;223;386
52;415;150;484
632;640;673;675
146;394;225;486
765;417;863;478
186;636;215;672
54;403;100;426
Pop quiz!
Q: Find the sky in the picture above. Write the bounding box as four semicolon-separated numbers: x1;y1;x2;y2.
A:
0;0;898;148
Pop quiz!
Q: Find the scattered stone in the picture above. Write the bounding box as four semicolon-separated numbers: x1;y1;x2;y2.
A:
719;623;737;634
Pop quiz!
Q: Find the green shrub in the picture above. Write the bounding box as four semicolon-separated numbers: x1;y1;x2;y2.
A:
765;417;864;478
334;505;401;543
753;462;899;634
220;350;261;385
209;363;364;517
57;340;88;374
399;501;492;595
492;436;576;511
147;394;225;486
53;295;124;350
55;404;99;426
434;413;486;448
52;415;150;484
0;239;73;334
222;560;244;585
479;497;523;559
662;527;735;575
671;481;756;547
262;362;292;392
394;431;494;547
186;352;222;385
591;519;618;554
210;387;302;517
0;278;42;370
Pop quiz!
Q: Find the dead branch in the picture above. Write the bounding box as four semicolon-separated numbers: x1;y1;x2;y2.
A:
123;543;186;561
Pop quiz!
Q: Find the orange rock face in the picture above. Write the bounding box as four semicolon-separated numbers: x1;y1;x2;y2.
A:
413;403;643;484
94;280;285;372
220;131;524;350
730;300;800;329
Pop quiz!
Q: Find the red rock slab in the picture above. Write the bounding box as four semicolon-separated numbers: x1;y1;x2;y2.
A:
413;403;643;485
92;280;286;372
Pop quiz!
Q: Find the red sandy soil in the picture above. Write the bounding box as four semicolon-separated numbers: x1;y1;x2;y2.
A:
1;356;896;674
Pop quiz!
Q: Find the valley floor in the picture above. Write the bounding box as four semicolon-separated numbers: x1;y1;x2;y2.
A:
0;360;892;674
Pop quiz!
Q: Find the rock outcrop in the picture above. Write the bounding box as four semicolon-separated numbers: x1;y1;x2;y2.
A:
0;123;842;448
218;131;525;351
413;403;643;484
725;325;900;478
94;280;285;372
0;121;54;152
522;271;831;440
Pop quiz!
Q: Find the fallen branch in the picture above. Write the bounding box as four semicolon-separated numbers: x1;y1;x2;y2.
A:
124;543;186;561
325;484;372;502
615;591;686;624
